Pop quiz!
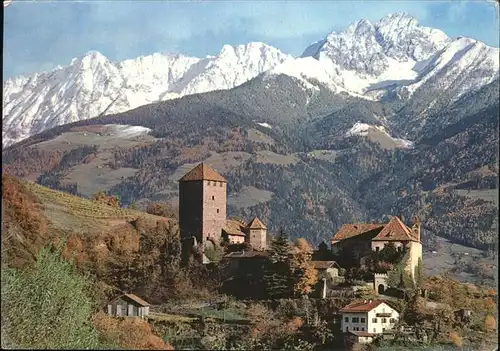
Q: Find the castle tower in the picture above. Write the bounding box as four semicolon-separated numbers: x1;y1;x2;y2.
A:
245;217;267;251
178;163;227;249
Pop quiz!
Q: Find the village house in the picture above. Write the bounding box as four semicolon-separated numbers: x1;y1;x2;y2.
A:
178;163;268;262
340;299;400;344
331;216;423;291
107;293;151;319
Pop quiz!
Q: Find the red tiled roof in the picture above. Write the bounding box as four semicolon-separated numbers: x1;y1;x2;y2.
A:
247;217;267;229
179;163;226;182
312;261;339;270
339;299;392;313
348;331;376;337
331;223;384;241
372;216;417;242
121;293;150;307
223;219;247;236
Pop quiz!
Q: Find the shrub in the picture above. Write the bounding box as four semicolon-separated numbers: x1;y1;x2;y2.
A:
484;315;496;332
449;331;463;347
2;247;101;349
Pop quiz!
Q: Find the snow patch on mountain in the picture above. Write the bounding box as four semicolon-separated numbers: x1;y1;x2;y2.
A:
107;124;152;138
345;122;414;149
256;122;272;129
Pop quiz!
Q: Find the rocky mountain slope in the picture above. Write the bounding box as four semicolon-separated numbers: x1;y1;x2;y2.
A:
3;12;499;147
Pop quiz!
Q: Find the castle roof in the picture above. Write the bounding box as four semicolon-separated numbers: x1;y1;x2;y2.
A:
331;216;418;243
372;216;416;242
179;163;226;182
247;217;267;229
311;260;339;270
223;219;247;236
224;250;270;259
331;223;384;241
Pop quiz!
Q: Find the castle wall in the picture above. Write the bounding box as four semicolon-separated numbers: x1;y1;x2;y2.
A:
202;180;227;242
371;241;405;252
179;180;203;243
407;241;423;280
228;235;245;244
247;228;267;250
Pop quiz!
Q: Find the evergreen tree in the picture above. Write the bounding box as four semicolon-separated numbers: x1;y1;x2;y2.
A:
263;229;292;298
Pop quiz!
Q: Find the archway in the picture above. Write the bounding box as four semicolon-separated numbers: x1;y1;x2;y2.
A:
378;284;385;294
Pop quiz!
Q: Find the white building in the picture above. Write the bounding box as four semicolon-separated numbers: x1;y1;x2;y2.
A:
339;299;400;344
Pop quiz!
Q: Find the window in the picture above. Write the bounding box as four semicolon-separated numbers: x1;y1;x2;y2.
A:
382;308;385;313
375;246;380;252
382;328;386;332
382;318;387;323
373;328;376;333
217;209;220;214
352;317;359;323
212;196;215;200
207;181;211;186
372;318;377;323
390;318;396;323
346;327;349;332
220;182;223;187
361;327;364;331
344;317;349;322
361;318;365;323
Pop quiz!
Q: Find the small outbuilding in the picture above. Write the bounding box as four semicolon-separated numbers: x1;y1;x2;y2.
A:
107;293;151;319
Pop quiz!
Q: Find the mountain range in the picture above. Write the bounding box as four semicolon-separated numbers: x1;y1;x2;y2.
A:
2;13;499;270
3;12;499;147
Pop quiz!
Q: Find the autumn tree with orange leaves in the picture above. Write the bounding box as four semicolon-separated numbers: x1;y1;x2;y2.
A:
290;238;318;297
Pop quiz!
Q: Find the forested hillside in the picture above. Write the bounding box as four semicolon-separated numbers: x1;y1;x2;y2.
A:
2;75;498;252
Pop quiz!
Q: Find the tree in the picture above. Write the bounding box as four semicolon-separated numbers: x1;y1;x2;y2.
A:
146;201;178;219
449;331;463;348
263;229;292;298
484;315;496;332
2;246;101;349
92;190;120;207
290;238;318;297
414;258;424;288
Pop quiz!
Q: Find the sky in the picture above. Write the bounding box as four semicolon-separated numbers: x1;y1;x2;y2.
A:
3;0;499;79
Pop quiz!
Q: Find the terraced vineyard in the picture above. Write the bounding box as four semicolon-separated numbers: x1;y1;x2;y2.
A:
25;180;168;222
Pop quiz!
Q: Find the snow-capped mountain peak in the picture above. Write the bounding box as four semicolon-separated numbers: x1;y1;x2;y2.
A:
3;43;291;147
3;13;498;148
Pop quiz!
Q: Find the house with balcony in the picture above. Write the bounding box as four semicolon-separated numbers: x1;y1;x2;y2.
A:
339;299;400;344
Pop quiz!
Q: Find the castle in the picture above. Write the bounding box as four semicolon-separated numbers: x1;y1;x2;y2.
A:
331;216;423;288
178;163;423;290
178;163;267;261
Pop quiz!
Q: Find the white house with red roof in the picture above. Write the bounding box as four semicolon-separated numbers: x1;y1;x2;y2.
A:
340;299;400;344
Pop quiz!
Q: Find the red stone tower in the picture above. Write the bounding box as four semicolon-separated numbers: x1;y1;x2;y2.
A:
178;163;227;248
